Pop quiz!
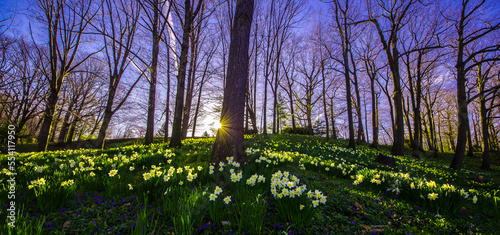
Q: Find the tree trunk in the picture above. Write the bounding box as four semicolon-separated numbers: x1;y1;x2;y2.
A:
211;0;254;165
389;45;405;156
58;100;75;143
164;41;172;142
330;98;337;139
450;3;469;170
97;84;117;148
370;79;379;148
334;1;355;149
170;0;195;148
263;73;268;134
321;60;329;139
38;89;60;151
182;26;201;138
191;56;210;138
145;3;160;145
403;96;413;147
467;124;474;156
349;51;364;144
49;106;63;143
478;72;491;170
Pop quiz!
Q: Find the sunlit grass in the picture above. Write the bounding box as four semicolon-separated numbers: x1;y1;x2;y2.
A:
0;134;499;234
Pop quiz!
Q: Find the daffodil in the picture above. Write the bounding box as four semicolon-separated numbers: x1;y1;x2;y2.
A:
428;193;439;201
300;205;305;210
223;196;231;204
214;186;222;195
108;169;118;177
209;193;217;201
128;184;133;190
320;195;327;204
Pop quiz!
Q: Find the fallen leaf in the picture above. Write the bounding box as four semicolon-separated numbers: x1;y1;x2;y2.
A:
63;221;70;228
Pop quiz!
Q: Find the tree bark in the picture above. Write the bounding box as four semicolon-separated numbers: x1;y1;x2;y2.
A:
450;4;468;170
58;99;75;142
477;66;491;170
170;0;202;148
211;0;254;165
145;0;161;145
333;0;355;149
321;60;329;139
349;51;364;144
182;23;202;138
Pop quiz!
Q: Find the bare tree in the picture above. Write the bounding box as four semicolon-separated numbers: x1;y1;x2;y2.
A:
94;0;143;148
182;3;207;138
359;33;383;148
331;0;355;149
58;61;103;143
211;0;254;164
170;0;204;148
34;0;100;151
295;42;322;135
470;58;498;170
447;0;500;170
0;39;48;143
362;0;423;156
139;0;172;145
279;36;298;132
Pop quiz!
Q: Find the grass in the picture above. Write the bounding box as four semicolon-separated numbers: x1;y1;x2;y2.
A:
1;134;499;234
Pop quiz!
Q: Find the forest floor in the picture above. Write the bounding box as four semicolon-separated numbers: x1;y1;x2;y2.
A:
1;134;499;234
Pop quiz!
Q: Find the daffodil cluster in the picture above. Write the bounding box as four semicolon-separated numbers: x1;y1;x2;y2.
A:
306;189;327;208
230;171;243;182
143;165;163;180
246;174;266;186
28;177;46;189
270;170;308;200
108;169;118;177
61;179;74;187
209;186;223;201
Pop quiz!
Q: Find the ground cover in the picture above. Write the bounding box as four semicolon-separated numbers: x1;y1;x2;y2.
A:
1;134;499;234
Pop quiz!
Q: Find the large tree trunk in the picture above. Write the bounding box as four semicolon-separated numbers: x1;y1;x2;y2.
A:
449;14;466;167
211;0;254;165
389;45;405;156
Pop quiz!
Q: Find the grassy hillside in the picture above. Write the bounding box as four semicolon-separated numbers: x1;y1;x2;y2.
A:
1;134;499;234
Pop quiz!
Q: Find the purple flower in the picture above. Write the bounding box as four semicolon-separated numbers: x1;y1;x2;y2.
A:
199;225;203;230
351;222;355;225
